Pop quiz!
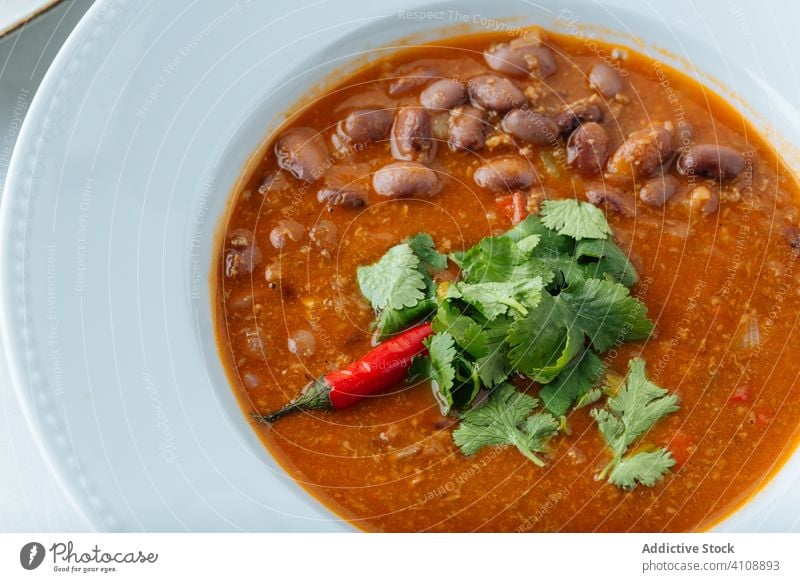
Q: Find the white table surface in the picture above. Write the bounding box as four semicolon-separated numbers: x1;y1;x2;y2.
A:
1;0;799;533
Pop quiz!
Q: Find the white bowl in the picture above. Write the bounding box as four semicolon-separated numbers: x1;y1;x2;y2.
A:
2;0;799;531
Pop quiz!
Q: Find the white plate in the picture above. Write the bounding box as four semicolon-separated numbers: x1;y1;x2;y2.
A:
3;0;800;532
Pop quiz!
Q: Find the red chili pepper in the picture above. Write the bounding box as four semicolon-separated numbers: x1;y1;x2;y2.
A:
256;322;433;423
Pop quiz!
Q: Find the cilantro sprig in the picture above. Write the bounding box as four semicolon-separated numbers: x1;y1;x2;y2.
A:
358;234;447;340
540;198;613;240
453;384;558;467
592;358;680;489
356;244;426;311
356;199;680;490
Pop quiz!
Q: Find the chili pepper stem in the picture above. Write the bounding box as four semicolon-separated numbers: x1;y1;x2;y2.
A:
253;377;332;424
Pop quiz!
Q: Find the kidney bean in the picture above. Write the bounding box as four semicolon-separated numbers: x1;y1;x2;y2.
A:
224;230;261;278
447;106;487;152
257;171;291;195
588;63;623;98
269;219;305;249
606;124;675;181
337;109;393;144
639;174;679;208
317;185;367;208
585;183;634;217
225;244;262;277
224;249;249;278
554;98;604;135
420;79;466;110
677;144;746;181
501;109;559;146
484;40;557;78
387;63;440;95
566;122;612;175
390;107;437;163
473;156;537;192
373;161;440;198
467;75;526;113
275;127;329;182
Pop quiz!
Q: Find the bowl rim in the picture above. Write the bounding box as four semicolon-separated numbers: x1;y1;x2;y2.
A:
3;0;799;532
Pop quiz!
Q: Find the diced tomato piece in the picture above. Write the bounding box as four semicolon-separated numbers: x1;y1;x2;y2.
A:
495;191;528;225
756;406;775;428
728;384;750;404
667;431;693;468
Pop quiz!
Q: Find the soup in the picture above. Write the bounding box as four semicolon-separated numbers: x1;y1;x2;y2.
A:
214;28;800;532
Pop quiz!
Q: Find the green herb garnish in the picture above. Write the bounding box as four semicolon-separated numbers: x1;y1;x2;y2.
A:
359;234;447;340
356;243;426;311
540;198;613;240
356;200;679;490
539;349;605;416
453;383;558;467
407;232;448;270
592;358;679;489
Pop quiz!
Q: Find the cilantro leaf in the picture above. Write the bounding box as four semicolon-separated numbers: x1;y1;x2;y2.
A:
447;282;523;320
434;303;513;388
507;293;584;383
501;214;574;256
608;449;676;490
541;254;591;290
448;278;543;321
522;412;561;449
452;383;558;466
432;300;486;358
510;259;556;288
408;232;448;270
459;231;557;291
406;354;432;384
425;332;458;414
592;358;680;488
451;356;482;410
506;278;652;389
559;278;653;352
459;236;526;283
419;328;484;412
540;199;612;240
539;349;605;416
357;244;426;310
376;298;436;340
602;358;680;448
472;317;513;387
574;238;639;287
516;234;541;255
574;386;604;409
